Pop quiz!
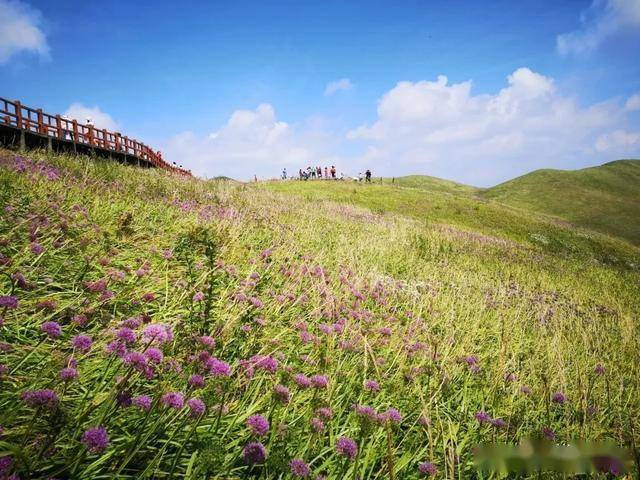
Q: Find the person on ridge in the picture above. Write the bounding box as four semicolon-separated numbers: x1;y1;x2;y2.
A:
365;169;372;182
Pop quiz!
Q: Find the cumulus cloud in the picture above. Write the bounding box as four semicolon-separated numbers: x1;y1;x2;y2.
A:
163;104;337;179
347;67;639;185
63;103;119;131
595;130;640;152
0;0;49;64
163;68;639;184
626;93;640;112
557;0;640;55
324;78;353;96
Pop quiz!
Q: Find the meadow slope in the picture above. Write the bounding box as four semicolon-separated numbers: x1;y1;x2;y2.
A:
482;160;640;245
0;149;639;479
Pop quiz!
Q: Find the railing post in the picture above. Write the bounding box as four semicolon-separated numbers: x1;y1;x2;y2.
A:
72;120;78;153
55;114;62;139
14;100;22;129
37;108;45;135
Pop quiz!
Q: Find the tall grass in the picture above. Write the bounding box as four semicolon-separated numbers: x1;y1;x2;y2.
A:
0;149;638;478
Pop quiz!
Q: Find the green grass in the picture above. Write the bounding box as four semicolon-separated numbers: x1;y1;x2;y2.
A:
0;148;639;479
480;160;640;245
265;177;640;270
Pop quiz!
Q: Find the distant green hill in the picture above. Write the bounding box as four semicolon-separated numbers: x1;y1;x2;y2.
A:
481;160;640;245
385;175;479;195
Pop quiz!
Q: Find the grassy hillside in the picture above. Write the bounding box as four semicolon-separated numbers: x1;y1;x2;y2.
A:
265;178;640;269
383;175;479;196
0;149;639;479
482;160;640;245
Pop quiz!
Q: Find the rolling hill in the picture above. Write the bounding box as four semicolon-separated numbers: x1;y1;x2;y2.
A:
481;160;640;245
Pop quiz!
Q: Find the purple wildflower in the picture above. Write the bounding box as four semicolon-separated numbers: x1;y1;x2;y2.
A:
144;347;164;364
246;414;269;436
81;426;109;454
310;417;325;432
72;334;92;353
21;389;59;409
490;418;507;429
187;397;206;417
311;375;329;389
273;384;291;404
364;379;380;392
594;364;606;375
142;323;173;344
316;407;333;419
59;367;78;382
188;374;205;389
418;462;437;476
289;458;311;477
0;296;18;309
551;392;566;404
199;335;215;348
475;411;492;424
294;373;312;389
116;327;137;344
161;392;185;409
133;395;152;411
336;437;358;460
520;385;532;395
30;242;44;255
243;442;267;464
385;407;402;424
206;357;232;377
192;291;205;302
354;404;378;421
541;426;556;440
0;455;13;475
41;321;62;339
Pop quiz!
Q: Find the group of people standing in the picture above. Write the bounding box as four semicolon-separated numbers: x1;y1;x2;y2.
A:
293;165;338;180
281;166;373;182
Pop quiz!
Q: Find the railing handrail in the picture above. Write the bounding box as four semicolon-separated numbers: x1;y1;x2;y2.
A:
0;96;191;176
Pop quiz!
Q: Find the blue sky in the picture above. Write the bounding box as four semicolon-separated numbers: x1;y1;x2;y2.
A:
1;0;639;184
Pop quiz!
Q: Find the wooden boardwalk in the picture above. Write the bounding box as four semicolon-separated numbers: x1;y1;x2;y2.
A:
0;97;190;176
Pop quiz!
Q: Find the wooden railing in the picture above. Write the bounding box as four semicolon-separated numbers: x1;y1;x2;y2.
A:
0;97;190;176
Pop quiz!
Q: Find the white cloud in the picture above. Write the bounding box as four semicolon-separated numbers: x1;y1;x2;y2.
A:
626;93;640;111
347;67;639;185
163;68;639;184
557;0;640;56
63;103;119;131
163;104;337;179
0;0;49;64
595;129;640;152
324;78;354;96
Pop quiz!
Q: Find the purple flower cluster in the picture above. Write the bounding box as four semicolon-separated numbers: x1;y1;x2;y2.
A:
0;296;18;309
336;437;358;460
243;442;267;464
289;458;310;477
418;461;437;475
187;397;206;417
142;323;173;344
72;334;93;353
206;357;232;377
41;321;62;339
21;389;59;409
246;414;269;436
81;426;109;454
161;391;185;409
